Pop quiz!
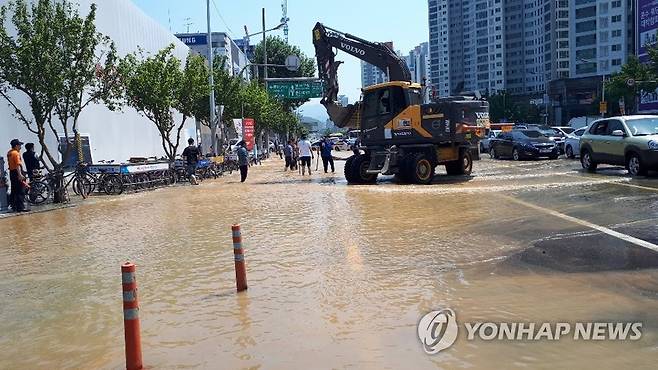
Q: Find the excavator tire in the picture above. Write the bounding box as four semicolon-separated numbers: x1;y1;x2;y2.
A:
344;155;359;184
445;149;473;176
395;154;414;184
348;154;377;184
409;153;435;185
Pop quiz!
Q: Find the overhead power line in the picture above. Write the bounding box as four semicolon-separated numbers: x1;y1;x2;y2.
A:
211;0;236;38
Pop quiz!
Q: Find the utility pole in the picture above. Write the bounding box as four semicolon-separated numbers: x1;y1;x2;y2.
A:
601;75;606;118
207;0;217;154
262;8;268;81
260;7;267;158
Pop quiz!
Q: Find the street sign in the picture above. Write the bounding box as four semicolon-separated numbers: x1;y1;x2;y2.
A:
243;118;255;151
267;79;323;99
599;101;608;115
285;55;301;71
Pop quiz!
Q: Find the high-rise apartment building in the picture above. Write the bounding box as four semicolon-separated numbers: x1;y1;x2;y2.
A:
504;0;546;95
361;61;389;87
428;0;636;123
429;0;506;97
361;42;395;88
405;42;431;84
545;0;571;81
570;0;633;78
428;0;450;96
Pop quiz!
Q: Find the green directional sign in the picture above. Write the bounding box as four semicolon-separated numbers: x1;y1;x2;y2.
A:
267;80;324;99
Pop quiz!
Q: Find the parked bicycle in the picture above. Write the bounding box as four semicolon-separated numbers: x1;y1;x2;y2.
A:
27;162;91;204
26;169;50;205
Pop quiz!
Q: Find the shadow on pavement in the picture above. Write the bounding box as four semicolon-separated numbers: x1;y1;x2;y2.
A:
508;231;658;273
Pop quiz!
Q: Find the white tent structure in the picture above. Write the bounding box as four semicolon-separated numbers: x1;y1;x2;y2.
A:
0;0;193;164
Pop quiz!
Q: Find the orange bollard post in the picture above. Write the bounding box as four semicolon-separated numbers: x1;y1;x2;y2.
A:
232;224;248;292
121;262;143;370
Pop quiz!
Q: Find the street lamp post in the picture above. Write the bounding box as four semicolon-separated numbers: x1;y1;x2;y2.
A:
260;9;267;155
206;0;217;154
242;16;286;81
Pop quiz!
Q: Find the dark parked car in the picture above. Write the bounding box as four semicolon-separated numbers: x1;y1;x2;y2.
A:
489;130;559;160
528;125;568;153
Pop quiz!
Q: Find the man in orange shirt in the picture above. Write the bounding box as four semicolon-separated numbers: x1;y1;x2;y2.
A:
7;139;27;212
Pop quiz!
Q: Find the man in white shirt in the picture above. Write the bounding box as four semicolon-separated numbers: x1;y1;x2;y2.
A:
297;135;314;176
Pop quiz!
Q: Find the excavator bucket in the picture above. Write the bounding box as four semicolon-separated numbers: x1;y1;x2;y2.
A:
324;101;360;128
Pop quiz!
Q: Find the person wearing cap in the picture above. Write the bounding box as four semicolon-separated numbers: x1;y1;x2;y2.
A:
7;139;27;212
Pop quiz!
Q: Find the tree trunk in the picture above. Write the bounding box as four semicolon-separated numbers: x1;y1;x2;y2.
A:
218;121;225;154
52;166;66;204
210;120;218;156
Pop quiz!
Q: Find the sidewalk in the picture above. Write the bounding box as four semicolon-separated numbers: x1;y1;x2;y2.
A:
0;202;76;219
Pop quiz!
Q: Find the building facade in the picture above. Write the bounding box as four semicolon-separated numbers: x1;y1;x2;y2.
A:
234;38;256;62
428;0;451;96
1;0;193;164
429;0;506;97
504;0;546;96
428;0;636;124
550;0;635;124
176;32;250;78
405;42;431;84
360;42;396;88
569;0;632;78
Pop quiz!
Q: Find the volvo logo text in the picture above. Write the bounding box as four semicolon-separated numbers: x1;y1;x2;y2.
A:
340;42;366;56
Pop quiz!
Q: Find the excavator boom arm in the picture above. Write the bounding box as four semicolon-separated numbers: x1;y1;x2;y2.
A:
313;22;411;127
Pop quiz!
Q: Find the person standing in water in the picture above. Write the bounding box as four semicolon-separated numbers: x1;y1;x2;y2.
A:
297;135;313;176
319;137;335;173
237;140;250;183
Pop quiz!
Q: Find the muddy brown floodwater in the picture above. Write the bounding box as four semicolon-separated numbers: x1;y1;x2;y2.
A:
1;156;657;369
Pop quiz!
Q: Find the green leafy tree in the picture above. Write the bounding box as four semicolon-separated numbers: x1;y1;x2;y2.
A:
515;102;542;124
488;91;542;124
253;35;316;109
240;80;272;136
606;55;658;115
487;91;515;123
121;46;210;161
0;0;121;171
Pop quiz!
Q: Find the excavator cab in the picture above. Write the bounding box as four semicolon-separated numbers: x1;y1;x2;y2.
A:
360;83;419;144
356;81;431;146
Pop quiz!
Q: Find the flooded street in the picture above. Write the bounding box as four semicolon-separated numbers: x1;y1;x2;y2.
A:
1;156;658;369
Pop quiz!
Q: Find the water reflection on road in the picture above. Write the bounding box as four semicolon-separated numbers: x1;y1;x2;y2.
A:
1;157;657;369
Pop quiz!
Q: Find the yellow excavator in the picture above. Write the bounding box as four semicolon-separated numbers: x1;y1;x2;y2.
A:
313;22;489;184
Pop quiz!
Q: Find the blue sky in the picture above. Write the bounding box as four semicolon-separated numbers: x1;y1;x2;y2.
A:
133;0;428;120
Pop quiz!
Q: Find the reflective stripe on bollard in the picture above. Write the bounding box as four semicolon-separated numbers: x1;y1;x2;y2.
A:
232;224;248;292
122;262;143;370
